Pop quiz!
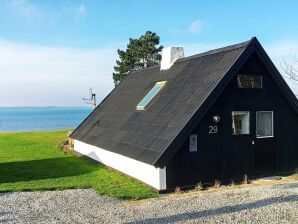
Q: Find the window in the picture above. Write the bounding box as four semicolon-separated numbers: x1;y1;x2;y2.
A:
189;134;197;152
256;111;273;138
232;111;250;135
237;74;262;88
136;81;167;110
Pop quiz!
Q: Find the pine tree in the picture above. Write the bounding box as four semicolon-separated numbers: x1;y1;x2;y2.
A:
113;31;163;85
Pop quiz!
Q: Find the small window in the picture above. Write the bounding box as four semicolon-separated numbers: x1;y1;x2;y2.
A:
256;111;273;138
136;81;166;110
232;111;250;135
237;74;262;88
189;134;197;152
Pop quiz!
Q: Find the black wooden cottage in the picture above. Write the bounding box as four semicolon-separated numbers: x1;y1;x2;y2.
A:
71;37;298;191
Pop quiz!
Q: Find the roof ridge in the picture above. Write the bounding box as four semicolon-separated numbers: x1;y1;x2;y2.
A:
177;40;250;63
129;64;160;74
129;39;252;74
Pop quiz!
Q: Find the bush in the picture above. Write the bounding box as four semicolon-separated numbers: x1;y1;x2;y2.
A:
214;180;221;188
195;181;203;191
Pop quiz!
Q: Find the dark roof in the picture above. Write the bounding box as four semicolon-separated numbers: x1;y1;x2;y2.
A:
71;37;298;167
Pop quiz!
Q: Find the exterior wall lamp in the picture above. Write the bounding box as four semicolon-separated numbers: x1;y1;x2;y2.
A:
213;115;221;123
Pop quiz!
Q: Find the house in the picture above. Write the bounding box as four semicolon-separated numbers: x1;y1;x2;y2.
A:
71;37;298;192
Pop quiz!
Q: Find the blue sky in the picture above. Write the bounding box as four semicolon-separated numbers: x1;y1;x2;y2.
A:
0;0;298;106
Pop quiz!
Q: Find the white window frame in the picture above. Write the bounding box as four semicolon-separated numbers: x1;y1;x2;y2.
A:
256;111;274;138
232;111;250;135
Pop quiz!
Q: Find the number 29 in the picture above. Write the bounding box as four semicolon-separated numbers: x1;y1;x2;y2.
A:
209;126;218;134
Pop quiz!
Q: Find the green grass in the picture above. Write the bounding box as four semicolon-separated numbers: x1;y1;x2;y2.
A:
0;130;157;199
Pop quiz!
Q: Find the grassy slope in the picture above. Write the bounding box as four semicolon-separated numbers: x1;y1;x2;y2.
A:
0;131;157;199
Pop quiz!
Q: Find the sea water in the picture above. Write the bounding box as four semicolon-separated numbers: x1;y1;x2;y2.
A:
0;107;92;132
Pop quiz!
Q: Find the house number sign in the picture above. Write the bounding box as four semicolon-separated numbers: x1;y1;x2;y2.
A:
209;125;218;134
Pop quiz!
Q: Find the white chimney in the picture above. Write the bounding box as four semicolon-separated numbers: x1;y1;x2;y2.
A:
160;47;184;70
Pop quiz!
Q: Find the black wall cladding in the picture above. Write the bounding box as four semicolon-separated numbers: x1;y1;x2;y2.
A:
71;37;298;178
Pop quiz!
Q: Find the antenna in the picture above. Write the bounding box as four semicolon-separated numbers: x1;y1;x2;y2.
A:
83;87;97;109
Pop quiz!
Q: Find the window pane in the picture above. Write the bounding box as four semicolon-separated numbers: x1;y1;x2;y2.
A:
237;75;262;88
232;111;250;135
138;85;162;107
256;112;273;137
136;81;166;110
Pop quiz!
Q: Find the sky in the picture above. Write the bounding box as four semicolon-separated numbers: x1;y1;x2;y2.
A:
0;0;298;107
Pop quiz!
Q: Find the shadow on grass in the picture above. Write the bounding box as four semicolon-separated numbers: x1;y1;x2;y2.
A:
0;157;97;183
129;195;298;224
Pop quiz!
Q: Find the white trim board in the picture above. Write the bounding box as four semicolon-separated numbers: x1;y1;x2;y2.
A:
74;140;167;190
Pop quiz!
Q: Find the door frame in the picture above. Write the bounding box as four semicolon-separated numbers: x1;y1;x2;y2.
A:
253;110;276;175
255;111;274;138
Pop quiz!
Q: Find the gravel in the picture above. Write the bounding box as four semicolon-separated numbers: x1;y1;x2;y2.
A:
0;182;298;224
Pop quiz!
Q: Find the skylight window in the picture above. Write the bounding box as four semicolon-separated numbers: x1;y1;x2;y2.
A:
136;81;167;110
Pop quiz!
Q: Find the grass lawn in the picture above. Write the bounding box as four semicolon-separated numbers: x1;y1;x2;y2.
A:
0;130;157;199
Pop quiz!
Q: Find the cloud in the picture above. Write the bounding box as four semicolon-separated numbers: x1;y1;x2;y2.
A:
0;38;296;107
188;20;202;33
265;39;298;59
169;39;298;96
167;20;203;35
0;40;117;107
75;3;86;21
265;39;298;95
77;3;86;16
5;0;40;19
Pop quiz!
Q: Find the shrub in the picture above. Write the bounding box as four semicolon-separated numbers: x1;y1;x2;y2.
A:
195;181;203;191
230;179;235;187
175;187;182;194
243;174;251;184
214;180;221;188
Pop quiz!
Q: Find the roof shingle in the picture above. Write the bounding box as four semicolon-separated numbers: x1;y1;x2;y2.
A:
71;40;251;166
